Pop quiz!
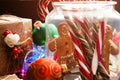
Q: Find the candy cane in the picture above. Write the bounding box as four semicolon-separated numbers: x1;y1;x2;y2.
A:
72;17;109;79
91;20;109;79
74;17;93;41
37;0;50;21
70;30;91;80
37;0;65;22
66;20;91;80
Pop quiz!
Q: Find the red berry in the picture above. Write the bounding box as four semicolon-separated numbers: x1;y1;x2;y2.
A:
12;47;23;59
12;47;22;55
3;29;12;37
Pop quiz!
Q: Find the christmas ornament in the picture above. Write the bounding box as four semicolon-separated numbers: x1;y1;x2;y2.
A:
25;58;62;80
32;21;58;45
32;25;46;45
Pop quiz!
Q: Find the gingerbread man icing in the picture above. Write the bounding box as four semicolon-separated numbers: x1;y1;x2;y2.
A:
48;22;77;69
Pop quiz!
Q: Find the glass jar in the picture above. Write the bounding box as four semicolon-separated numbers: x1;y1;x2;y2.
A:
45;1;120;80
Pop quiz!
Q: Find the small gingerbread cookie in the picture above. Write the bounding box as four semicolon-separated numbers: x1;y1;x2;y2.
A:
48;22;77;69
102;25;119;74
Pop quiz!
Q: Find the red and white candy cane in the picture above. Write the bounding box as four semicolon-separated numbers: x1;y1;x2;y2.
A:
37;0;63;22
37;0;50;21
66;20;91;80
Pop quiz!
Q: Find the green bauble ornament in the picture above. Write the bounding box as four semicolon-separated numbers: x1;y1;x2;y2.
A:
32;25;46;45
32;23;58;45
48;24;59;38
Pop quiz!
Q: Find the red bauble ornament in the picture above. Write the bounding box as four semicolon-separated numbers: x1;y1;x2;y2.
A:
25;58;62;80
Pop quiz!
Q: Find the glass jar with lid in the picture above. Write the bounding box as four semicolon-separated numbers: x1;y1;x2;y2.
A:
45;1;120;80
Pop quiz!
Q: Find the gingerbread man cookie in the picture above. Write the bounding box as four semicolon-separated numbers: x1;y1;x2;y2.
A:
102;25;119;74
48;22;77;69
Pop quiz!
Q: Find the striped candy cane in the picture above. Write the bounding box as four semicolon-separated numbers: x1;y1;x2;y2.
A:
91;19;109;79
37;0;50;21
71;17;109;79
37;0;64;22
66;20;91;80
